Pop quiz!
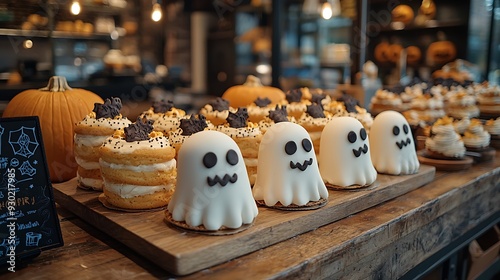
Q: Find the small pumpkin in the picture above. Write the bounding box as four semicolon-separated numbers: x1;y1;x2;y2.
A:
419;0;436;19
374;41;391;63
426;40;457;65
388;44;404;64
391;5;414;25
406;46;422;65
2;76;104;182
222;75;285;108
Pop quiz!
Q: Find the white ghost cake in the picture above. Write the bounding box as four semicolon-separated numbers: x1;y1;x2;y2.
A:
166;130;258;234
370;110;420;175
319;116;377;188
253;122;328;209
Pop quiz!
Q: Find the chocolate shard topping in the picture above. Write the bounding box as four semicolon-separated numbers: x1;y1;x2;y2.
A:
268;105;289;123
311;93;326;105
226;107;249;128
152;100;174;113
336;92;359;113
180;114;208;136
307;103;325;118
124;117;154;142
254;97;271;107
93;97;122;119
209;97;230;111
285;88;302;103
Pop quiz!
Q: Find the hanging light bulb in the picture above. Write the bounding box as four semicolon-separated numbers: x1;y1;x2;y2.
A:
70;0;81;15
151;1;162;22
321;1;333;20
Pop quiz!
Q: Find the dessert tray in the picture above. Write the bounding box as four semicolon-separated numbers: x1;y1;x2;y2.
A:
53;165;435;276
417;151;474;171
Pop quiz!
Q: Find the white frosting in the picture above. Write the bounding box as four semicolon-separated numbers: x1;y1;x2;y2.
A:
253;122;328;206
370;90;403;106
214;124;261;138
369;111;420;175
77;172;103;190
446;106;480;119
75;156;100;170
167;130;258;231
74;134;109;147
485;118;500;135
463;123;491;148
453;118;470;135
446;93;476;107
319;117;377;187
101;135;171;154
104;181;173;198
410;97;444;110
425;125;465;158
77;115;131;130
100;158;176;172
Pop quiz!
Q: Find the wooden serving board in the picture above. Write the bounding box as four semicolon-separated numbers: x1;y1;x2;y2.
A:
52;165;435;276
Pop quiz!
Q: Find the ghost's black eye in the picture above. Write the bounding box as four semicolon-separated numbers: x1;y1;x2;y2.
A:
302;138;312;152
203;152;217;168
403;124;409;134
347;131;357;143
393;126;400;136
285;141;297;155
360;128;367;140
226;149;238;165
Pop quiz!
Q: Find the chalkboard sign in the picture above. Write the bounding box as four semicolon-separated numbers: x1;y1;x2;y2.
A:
0;117;63;271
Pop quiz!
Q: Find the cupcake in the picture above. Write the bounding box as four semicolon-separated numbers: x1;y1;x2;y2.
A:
99;117;177;210
424;116;466;160
74;97;131;191
369;89;404;115
444;90;479;119
215;107;262;185
484;117;500;149
199;97;235;126
476;83;500;117
462;119;491;151
404;93;445;125
453;117;471;135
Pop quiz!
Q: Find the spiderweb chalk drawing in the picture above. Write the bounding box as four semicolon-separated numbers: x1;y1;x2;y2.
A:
9;126;39;158
19;161;37;176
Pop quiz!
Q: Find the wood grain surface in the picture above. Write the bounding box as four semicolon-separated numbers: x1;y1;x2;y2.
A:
51;165;435;275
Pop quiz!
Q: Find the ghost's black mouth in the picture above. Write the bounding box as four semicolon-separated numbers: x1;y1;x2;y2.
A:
290;158;313;171
396;138;412;149
352;144;368;158
207;173;238;187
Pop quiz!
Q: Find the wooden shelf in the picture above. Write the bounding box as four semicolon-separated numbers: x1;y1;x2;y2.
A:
378;20;467;32
0;28;112;40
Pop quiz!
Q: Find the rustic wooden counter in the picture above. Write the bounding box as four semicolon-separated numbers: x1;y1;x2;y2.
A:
2;154;499;279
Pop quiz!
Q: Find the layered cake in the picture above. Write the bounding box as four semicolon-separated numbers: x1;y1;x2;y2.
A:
424;116;466;159
215;108;262;185
246;97;274;123
403;93;445;124
284;88;311;119
166;130;258;233
140;99;186;122
74;97;131;190
199;97;235;126
258;104;295;134
253;122;328;209
169;114;209;154
319;117;377;188
369;89;404;115
296;103;333;156
477;83;500;117
99;117;177;210
370;110;420;175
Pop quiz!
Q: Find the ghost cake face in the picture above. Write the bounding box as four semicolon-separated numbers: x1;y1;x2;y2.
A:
319;117;377;188
370;110;420;175
167;130;258;233
253;122;328;208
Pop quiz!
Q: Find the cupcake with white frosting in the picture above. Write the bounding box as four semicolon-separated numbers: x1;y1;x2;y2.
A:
462;119;491;151
74;97;131;191
425;116;466;159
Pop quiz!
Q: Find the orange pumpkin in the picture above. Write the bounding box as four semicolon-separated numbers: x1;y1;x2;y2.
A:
419;0;436;19
391;5;414;25
426;40;457;65
3;76;104;182
222;75;285;108
374;41;391;63
406;46;422;65
388;44;404;64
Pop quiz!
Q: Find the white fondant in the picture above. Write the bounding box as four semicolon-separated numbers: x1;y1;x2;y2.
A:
369;111;420;175
319;117;377;187
253;122;328;207
167;130;258;231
